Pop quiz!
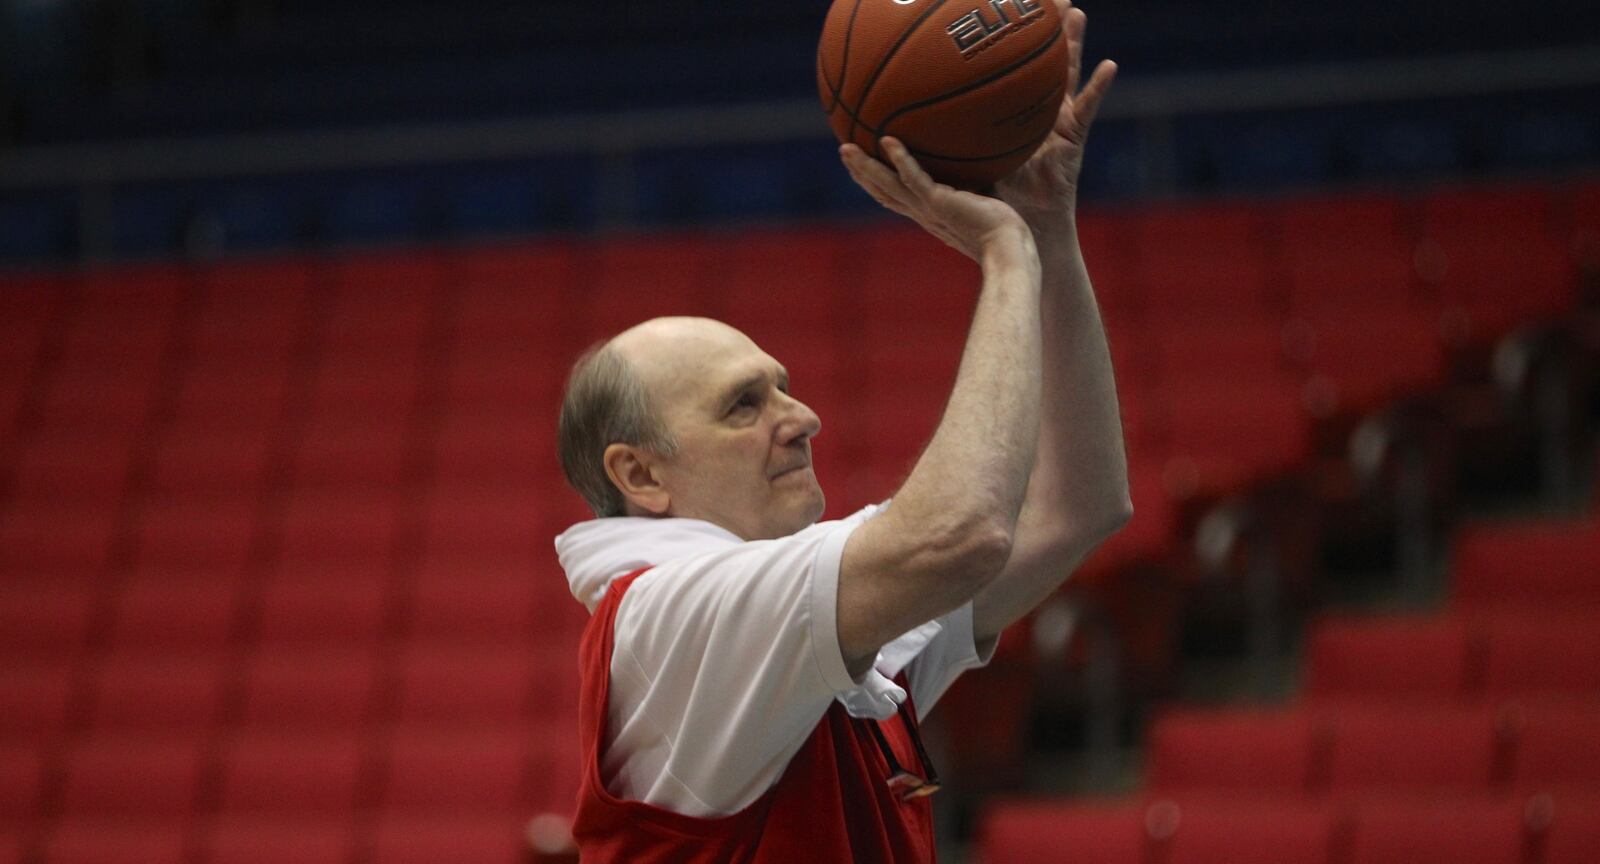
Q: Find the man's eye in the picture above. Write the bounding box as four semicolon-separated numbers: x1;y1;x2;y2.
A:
730;394;759;414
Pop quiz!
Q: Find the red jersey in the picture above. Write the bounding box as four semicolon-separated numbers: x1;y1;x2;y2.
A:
572;568;939;862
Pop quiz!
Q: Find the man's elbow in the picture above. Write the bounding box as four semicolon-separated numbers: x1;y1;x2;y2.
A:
1061;494;1134;555
1100;494;1135;540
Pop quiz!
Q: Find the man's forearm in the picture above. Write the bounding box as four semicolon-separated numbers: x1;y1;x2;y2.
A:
1034;222;1131;525
972;220;1131;640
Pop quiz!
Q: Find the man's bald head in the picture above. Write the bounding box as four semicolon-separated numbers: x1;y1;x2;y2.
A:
608;317;763;421
559;317;760;518
557;316;823;538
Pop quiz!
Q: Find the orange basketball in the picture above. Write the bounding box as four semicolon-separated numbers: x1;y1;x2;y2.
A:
817;0;1070;189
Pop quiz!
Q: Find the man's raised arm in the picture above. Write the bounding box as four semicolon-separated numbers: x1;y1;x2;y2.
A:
834;138;1044;678
972;0;1132;643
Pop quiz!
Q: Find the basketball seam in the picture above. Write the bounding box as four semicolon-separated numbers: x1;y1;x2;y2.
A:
874;24;1064;138
905;121;1055;162
820;0;865;112
825;74;1063;165
845;0;952;149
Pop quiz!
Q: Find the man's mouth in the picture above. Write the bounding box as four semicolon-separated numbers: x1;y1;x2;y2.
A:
772;463;810;479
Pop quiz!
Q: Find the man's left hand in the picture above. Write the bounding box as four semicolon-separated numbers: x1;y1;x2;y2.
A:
994;0;1116;231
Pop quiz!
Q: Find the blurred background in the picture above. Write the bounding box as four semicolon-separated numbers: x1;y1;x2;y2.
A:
1;0;1599;862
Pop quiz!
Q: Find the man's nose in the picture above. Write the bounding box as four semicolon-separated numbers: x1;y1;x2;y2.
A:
776;393;822;444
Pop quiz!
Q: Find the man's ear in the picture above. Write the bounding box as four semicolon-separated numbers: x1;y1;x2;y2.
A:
602;443;670;516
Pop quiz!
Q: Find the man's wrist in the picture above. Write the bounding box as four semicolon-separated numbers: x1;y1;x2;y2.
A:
978;224;1041;277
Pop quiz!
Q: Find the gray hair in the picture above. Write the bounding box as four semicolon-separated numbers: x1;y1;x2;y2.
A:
557;341;678;518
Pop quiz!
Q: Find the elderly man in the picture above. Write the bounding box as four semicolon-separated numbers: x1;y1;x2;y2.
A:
554;4;1126;859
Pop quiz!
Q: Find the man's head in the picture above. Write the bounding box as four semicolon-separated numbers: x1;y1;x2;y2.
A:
558;317;825;541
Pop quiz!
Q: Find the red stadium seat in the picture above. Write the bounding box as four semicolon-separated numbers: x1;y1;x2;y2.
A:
406;566;538;645
1452;517;1600;612
1482;613;1600;699
58;735;205;820
1278;193;1418;315
1154;378;1312;497
1574;180;1600;273
1149;707;1319;795
0;501;121;581
390;646;537;728
454;243;575;331
0;273;63;434
1160;798;1336;864
1323;704;1503;794
1419;186;1575;337
324;254;444;349
202;817;354;864
1303;614;1475;701
978;799;1147;864
255;563;391;649
525;730;584;818
439;340;566;419
717;227;849;335
193;258;312;355
379;728;530;816
587;233;720;336
0;581;96;660
131;498;258;580
84;655;227;735
429;413;559;491
40;820;187;864
1149;319;1291;385
277;491;402;565
0;745;44;828
8;433;137;505
1295;310;1449;414
1133;203;1275;323
64;267;184;362
106;572;240;657
1512;703;1600;792
368;814;525;864
289;416;411;489
166;360;294;433
0;662;76;744
216;731;367;820
419;481;551;561
456;239;574;294
305;348;425;423
856;225;976;321
1347;797;1527;864
239;648;379;732
1546;795;1600;864
33;363;164;435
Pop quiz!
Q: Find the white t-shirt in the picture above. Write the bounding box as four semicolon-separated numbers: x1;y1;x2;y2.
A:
554;502;995;818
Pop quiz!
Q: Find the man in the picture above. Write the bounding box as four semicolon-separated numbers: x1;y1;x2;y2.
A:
554;3;1126;859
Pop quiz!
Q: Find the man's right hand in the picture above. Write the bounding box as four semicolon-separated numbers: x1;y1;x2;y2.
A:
841;137;1032;264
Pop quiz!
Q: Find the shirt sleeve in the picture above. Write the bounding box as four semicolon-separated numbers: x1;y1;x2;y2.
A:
903;602;1000;722
601;510;876;817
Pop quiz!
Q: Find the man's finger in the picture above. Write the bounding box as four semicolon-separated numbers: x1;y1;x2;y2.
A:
842;144;918;210
1069;59;1117;140
1065;7;1086;97
881;137;938;199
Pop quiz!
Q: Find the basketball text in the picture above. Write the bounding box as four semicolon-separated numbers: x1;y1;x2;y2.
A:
946;0;1045;58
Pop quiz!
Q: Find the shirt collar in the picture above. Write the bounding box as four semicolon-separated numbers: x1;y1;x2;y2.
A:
555;516;744;613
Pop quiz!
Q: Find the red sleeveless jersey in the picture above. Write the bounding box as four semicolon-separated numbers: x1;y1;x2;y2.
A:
572;568;938;863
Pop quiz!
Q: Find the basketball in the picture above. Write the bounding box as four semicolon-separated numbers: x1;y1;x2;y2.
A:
817;0;1072;189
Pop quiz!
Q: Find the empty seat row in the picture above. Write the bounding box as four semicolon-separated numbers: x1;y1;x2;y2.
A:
980;793;1600;864
0;640;581;747
1306;611;1600;700
1147;701;1600;796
